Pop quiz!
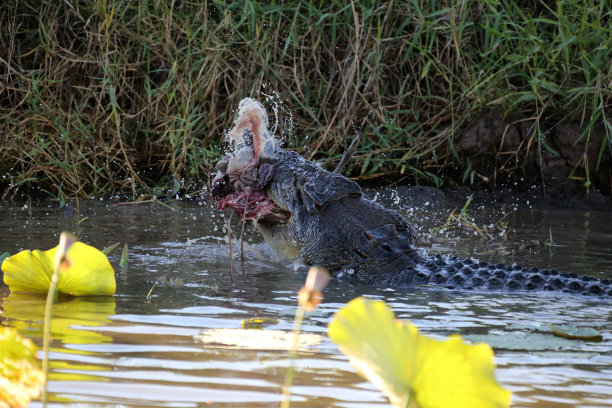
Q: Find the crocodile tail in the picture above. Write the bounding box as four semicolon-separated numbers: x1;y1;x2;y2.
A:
390;254;612;296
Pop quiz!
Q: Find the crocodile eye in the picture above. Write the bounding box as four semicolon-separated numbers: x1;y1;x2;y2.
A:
354;249;369;259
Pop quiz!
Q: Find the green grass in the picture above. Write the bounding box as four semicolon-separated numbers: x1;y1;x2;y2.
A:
1;0;610;198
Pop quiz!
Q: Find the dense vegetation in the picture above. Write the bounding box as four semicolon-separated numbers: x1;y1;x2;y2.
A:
1;0;610;199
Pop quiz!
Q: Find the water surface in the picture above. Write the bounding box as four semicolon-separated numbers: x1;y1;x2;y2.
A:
1;190;611;407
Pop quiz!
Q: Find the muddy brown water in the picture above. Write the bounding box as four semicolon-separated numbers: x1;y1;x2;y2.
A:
1;189;611;408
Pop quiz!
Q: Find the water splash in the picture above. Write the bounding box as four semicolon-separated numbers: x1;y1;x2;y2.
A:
262;87;294;147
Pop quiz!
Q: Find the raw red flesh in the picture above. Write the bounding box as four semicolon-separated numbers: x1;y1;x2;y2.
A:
216;190;288;223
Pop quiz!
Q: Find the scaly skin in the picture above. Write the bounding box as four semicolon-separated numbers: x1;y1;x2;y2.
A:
213;99;612;296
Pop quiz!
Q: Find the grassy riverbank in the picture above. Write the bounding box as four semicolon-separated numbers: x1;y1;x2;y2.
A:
1;0;610;198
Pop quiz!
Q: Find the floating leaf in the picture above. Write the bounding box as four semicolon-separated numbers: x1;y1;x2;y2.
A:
2;241;115;296
0;326;45;408
58;242;115;296
548;324;603;342
241;317;280;329
328;297;511;408
412;334;511;408
329;297;416;407
466;332;577;351
1;248;55;293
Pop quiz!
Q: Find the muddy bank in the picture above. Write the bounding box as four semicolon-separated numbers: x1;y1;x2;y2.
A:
457;111;612;197
384;184;612;213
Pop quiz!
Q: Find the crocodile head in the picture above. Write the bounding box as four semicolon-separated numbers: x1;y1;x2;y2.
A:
213;98;370;263
211;98;290;224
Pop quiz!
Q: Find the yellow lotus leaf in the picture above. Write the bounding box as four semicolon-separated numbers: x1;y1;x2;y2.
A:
328;297;417;407
1;248;55;293
56;242;115;296
0;326;44;408
328;297;511;408
2;242;115;296
411;334;511;408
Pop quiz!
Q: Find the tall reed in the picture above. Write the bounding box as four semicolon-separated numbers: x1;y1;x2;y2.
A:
1;0;609;198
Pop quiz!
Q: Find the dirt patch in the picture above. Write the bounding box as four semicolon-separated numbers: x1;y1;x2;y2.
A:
457;111;612;196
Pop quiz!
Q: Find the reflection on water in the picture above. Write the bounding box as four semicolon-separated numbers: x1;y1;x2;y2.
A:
0;195;611;407
2;293;116;344
1;293;116;385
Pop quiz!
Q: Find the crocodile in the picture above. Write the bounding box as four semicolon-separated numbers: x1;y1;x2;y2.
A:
212;98;612;296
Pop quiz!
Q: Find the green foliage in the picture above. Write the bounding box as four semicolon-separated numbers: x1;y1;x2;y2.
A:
0;0;610;197
544;227;556;247
102;242;121;255
432;194;511;239
119;243;129;268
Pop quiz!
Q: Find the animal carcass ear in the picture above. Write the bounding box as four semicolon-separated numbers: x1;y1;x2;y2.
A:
294;169;362;213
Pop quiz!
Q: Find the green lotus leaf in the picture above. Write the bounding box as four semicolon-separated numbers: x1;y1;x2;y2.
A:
548;324;603;342
466;332;577;351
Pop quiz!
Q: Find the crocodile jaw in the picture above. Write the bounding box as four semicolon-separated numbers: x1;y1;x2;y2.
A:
255;220;302;261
